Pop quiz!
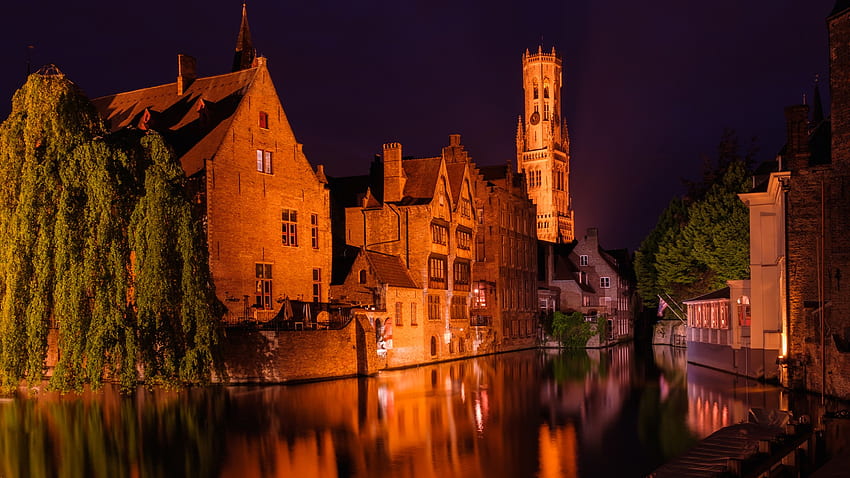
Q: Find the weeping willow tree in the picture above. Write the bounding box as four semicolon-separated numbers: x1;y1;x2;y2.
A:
0;68;221;393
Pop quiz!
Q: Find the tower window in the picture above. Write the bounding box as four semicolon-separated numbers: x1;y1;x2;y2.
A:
544;86;550;99
533;82;539;99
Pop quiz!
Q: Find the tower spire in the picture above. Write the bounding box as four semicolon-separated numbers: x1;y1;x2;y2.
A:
232;3;255;72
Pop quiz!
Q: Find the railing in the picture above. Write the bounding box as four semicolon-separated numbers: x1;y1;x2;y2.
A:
222;300;354;331
470;315;491;327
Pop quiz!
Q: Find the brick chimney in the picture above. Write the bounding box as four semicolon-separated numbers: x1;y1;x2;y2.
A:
177;54;197;95
783;104;810;171
442;134;470;164
383;142;405;203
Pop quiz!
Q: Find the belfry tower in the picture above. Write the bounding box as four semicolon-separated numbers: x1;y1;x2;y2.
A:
516;46;574;243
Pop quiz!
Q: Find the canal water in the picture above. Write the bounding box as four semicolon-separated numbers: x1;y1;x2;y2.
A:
0;344;817;477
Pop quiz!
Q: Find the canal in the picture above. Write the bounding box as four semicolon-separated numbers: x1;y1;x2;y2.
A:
0;343;820;477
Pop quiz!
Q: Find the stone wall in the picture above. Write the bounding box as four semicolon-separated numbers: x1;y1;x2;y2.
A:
218;314;379;383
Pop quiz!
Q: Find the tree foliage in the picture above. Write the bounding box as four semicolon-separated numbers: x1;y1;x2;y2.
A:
0;70;221;393
551;311;607;348
636;130;754;312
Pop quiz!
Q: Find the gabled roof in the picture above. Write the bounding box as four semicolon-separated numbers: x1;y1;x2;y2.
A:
684;286;730;303
401;157;442;200
92;67;257;176
364;250;420;289
446;162;470;206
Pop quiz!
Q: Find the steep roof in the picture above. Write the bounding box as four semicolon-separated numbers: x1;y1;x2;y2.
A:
446;162;470;205
401;157;442;200
365;250;420;288
92;67;257;176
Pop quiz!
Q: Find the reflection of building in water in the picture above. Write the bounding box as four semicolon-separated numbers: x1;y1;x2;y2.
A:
539;344;633;447
684;365;783;439
538;424;578;478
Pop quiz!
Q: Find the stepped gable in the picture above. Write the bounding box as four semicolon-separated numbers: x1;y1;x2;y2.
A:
92;68;257;176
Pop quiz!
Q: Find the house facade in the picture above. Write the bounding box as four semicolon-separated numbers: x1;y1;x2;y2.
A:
544;228;635;346
331;136;478;363
92;7;332;324
472;165;538;351
683;280;778;379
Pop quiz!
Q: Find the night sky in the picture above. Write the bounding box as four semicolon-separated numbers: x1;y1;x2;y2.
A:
0;1;834;250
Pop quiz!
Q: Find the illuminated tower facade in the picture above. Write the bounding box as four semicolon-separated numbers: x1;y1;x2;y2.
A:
516;46;574;243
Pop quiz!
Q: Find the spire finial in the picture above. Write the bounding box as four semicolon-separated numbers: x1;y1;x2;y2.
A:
232;2;255;72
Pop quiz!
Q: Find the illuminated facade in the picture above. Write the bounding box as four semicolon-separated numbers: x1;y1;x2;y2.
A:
92;6;332;323
472;165;538;351
516;46;574;244
331;135;478;363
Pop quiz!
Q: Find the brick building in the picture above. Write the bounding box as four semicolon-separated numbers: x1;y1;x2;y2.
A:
543;228;636;345
739;1;850;399
92;6;332;323
473;165;538;351
330;135;479;363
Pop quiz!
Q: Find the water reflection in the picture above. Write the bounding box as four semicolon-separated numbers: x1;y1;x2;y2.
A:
0;345;809;477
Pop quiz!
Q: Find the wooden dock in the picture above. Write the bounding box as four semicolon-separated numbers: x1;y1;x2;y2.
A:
649;419;815;477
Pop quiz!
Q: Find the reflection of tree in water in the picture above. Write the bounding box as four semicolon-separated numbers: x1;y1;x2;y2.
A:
548;349;609;384
637;345;697;461
0;387;227;478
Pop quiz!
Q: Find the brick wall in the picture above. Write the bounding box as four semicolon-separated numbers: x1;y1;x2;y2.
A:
218;314;380;383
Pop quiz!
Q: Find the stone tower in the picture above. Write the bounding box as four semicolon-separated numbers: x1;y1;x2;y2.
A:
516;46;574;243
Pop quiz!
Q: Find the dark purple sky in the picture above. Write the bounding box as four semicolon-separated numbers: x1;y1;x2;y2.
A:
0;1;833;250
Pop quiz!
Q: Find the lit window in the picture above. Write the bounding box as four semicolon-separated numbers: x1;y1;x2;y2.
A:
310;213;319;249
256;149;273;174
600;277;611;288
255;263;272;309
428;295;441;320
259;111;269;129
282;209;298;246
312;268;321;302
453;260;470;291
456;228;472;250
431;222;448;245
450;296;468;320
429;255;447;289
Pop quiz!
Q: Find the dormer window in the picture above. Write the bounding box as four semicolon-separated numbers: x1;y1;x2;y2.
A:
259;111;269;129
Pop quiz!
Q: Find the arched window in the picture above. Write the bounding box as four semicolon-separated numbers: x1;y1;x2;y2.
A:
533;81;539;99
358;269;366;284
430;336;437;356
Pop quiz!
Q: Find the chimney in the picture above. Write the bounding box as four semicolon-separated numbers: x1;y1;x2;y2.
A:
383;142;405;203
783;104;810;171
442;134;470;163
177;54;197;95
585;227;599;248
